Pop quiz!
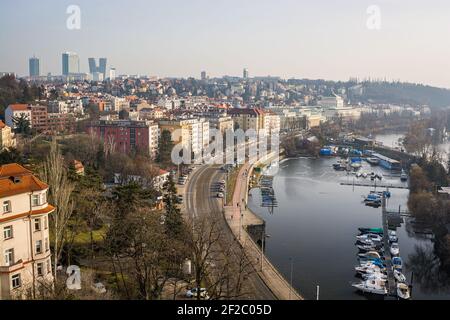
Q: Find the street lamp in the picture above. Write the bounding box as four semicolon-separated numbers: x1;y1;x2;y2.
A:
260;231;271;272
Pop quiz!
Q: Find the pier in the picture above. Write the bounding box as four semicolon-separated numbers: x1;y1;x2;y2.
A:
340;182;409;189
381;195;397;297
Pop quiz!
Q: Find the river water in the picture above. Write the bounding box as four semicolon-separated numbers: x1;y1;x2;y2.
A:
248;134;450;300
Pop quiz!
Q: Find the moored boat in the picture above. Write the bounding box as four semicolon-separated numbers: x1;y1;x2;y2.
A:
394;270;407;283
392;257;403;271
352;279;388;295
390;243;400;256
397;283;411;300
359;228;384;235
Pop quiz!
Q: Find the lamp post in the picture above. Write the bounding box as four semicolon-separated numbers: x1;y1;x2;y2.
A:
260;231;271;272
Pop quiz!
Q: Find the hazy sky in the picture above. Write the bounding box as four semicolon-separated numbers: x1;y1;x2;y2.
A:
1;0;450;88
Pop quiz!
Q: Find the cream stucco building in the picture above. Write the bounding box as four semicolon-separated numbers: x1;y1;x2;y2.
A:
0;121;16;150
0;164;54;299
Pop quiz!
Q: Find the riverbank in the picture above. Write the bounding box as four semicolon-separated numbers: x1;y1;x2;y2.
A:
248;156;450;300
223;153;303;300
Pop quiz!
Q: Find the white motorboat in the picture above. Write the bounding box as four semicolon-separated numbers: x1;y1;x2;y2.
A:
357;238;376;246
357;244;381;252
356;234;383;243
358;251;382;260
389;235;398;243
390;243;400;256
397;283;411;300
352;279;388;295
362;272;387;281
356;263;385;274
394;270;407;283
355;265;381;274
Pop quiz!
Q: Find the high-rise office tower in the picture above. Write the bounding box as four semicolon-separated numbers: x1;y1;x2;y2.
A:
88;58;96;74
99;58;107;78
88;58;107;79
29;56;40;77
201;71;207;80
109;67;116;80
243;68;249;79
62;52;80;75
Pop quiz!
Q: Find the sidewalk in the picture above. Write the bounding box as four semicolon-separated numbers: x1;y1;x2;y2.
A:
224;162;303;300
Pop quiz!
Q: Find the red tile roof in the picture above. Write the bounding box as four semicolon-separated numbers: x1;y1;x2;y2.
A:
0;163;48;197
8;104;29;111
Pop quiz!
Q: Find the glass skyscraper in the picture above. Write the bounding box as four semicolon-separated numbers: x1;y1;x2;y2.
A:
29;57;40;77
88;57;107;79
62;52;80;75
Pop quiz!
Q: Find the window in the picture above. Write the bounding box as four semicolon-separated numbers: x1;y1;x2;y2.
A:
4;248;14;266
32;194;40;207
36;263;43;277
11;274;21;289
41;192;47;204
35;240;42;254
34;218;41;231
45;238;49;252
3;201;11;213
44;216;48;229
3;226;13;240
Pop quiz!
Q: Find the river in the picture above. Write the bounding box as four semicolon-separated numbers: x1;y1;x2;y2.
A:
248;142;450;299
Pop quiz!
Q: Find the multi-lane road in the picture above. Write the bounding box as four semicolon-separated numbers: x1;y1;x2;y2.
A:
184;165;276;300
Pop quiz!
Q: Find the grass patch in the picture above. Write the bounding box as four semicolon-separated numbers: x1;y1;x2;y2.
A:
73;226;107;246
226;166;242;206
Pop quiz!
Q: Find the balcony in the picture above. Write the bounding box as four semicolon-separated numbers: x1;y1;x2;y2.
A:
0;259;24;274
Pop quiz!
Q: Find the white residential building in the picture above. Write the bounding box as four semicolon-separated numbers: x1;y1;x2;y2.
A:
5;105;32;129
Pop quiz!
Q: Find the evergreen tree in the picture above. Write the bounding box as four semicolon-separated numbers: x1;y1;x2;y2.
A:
163;175;184;239
12;113;31;135
157;130;174;164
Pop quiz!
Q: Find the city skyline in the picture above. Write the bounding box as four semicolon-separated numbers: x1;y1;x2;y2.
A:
1;0;450;88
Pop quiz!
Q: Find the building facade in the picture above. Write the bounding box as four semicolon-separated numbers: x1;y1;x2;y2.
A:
29;57;40;77
159;119;210;156
62;52;80;76
0;164;54;299
87;120;159;158
0;121;16;150
5;105;32;129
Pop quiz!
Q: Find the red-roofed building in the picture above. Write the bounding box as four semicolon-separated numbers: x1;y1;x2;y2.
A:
0;163;54;299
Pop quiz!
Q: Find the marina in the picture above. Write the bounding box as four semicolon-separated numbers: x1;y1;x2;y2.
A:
248;155;450;300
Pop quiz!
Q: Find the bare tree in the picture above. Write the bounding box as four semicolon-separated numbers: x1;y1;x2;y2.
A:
41;139;75;279
188;217;254;300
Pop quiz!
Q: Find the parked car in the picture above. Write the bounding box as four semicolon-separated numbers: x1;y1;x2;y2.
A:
186;288;209;299
216;193;224;198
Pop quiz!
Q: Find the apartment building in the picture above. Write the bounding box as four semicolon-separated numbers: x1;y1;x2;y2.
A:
159;118;210;156
228;108;265;133
208;116;234;136
4;105;32;129
263;112;281;135
29;105;48;132
87;120;159;158
0;121;16;149
0;164;54;299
